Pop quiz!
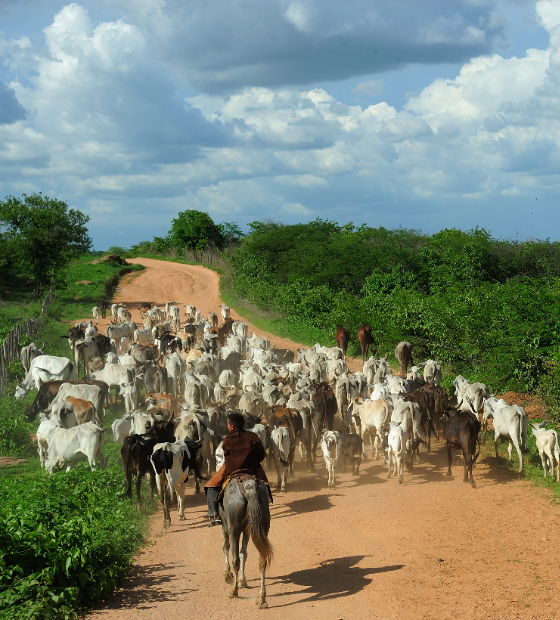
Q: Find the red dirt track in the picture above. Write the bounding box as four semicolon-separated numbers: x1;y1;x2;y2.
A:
87;258;560;620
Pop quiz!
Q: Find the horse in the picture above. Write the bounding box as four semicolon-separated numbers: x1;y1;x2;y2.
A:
219;475;273;608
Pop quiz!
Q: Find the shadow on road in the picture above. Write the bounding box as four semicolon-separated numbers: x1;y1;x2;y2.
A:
269;555;404;606
94;563;198;610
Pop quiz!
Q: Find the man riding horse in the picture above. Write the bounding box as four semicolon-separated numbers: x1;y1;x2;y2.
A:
205;412;270;527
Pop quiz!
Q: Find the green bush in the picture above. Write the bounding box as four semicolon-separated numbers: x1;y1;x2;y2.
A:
0;466;146;619
229;220;560;399
0;397;34;458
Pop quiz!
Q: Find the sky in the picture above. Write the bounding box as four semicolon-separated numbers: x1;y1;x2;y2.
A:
0;0;559;249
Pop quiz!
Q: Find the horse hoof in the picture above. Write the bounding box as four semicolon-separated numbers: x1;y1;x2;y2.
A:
224;571;233;584
258;602;268;609
239;579;247;588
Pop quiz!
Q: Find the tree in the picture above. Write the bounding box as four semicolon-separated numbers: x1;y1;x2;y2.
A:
169;210;224;250
218;222;244;244
0;193;91;294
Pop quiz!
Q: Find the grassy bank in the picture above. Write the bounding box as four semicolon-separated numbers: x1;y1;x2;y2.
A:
0;253;150;619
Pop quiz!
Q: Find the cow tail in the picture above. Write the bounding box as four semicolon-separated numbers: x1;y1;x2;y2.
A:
245;481;273;570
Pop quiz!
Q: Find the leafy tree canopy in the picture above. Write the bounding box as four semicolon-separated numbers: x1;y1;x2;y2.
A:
169;210;225;250
0;193;91;294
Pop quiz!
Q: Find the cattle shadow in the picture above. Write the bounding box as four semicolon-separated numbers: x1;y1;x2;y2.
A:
93;563;197;610
268;555;404;606
270;493;339;520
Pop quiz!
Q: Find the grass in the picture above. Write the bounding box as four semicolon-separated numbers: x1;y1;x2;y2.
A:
479;422;560;502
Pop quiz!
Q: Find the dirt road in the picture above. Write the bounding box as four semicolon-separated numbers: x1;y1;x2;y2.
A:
88;258;560;620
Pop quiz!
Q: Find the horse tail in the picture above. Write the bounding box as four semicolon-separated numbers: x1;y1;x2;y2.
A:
245;482;274;570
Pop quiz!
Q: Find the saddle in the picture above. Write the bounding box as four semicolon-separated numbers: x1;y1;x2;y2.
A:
216;469;273;504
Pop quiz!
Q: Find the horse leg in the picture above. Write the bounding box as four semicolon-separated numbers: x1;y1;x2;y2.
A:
258;560;268;609
222;529;233;584
228;525;241;598
239;529;249;588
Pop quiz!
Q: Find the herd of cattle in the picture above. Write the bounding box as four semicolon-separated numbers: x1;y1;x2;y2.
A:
14;301;560;528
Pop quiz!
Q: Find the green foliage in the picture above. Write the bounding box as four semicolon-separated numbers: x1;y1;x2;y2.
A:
218;222;244;244
230;221;560;399
0;194;92;294
0;466;146;619
169;210;224;250
0;397;34;458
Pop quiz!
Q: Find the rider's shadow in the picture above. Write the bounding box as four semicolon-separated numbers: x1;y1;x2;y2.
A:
269;555;404;605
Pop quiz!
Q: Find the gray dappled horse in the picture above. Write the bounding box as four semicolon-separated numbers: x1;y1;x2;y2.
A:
219;477;273;609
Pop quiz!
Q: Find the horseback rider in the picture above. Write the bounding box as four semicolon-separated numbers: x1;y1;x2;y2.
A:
205;412;270;527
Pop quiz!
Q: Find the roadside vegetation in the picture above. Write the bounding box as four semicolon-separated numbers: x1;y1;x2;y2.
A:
0;195;147;619
130;213;560;421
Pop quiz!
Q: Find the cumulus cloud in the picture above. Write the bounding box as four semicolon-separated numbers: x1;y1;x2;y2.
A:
111;0;506;93
0;82;26;124
3;0;560;246
352;80;384;96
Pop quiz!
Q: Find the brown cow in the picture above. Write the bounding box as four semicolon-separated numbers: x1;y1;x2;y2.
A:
145;392;178;419
357;325;373;362
335;326;350;358
443;407;481;487
395;341;413;378
65;396;95;424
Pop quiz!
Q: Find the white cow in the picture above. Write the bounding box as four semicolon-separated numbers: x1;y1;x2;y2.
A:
20;342;44;373
386;422;407;484
119;383;139;414
37;414;61;467
484;398;527;473
531;421;560;482
50;384;105;425
90;364;134;401
349;397;390;459
134;328;152;345
15;355;76;399
386;375;409;395
44;422;106;473
271;427;290;492
363;357;378;385
150;440;197;527
111;415;133;443
422;360;442;385
220;304;231;322
321;430;341;489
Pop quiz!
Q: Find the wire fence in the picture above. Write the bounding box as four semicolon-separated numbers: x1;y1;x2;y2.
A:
0;289;52;396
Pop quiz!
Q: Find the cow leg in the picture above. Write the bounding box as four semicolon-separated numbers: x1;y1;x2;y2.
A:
135;471;144;509
398;453;403;484
373;434;381;460
387;448;392;479
281;462;287;492
222;530;233;583
494;434;500;458
446;443;453;477
239;529;249;588
177;482;186;520
511;439;523;474
462;449;469;483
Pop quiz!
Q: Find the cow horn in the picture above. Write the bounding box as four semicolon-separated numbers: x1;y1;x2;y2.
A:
40;342;45;350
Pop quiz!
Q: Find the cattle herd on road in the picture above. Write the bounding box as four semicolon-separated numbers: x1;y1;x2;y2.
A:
15;301;560;511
